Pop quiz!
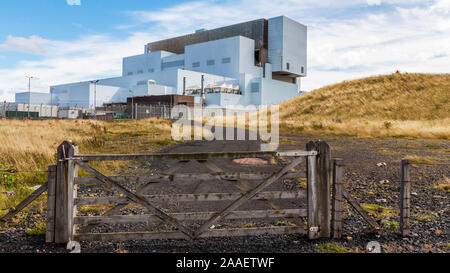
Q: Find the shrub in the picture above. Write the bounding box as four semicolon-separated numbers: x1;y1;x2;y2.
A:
384;121;393;129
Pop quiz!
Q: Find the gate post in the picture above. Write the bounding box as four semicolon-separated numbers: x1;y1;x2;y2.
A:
400;159;411;237
45;165;57;243
331;159;344;239
54;141;78;244
307;141;331;239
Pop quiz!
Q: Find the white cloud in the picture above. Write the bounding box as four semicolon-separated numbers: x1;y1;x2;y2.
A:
0;35;52;55
0;0;449;101
0;32;161;101
67;0;81;6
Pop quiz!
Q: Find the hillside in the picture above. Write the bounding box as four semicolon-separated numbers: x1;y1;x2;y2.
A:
280;73;450;139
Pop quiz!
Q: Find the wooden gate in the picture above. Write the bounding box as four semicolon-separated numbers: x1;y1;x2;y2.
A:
46;140;343;244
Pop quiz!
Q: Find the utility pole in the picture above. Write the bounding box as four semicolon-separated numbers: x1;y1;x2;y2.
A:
91;80;100;117
50;87;54;118
3;101;6;120
201;75;205;107
26;76;35;119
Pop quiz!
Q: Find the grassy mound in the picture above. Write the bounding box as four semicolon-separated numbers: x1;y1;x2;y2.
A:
280;73;450;139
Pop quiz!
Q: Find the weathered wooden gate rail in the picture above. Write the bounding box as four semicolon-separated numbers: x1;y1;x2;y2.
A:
1;141;413;245
45;140;342;244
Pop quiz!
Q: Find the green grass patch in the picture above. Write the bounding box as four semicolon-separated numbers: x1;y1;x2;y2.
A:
25;220;47;236
361;204;397;219
385;221;398;230
317;242;347;253
426;144;443;150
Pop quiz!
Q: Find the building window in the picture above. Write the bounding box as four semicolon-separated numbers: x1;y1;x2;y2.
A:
286;62;290;70
127;72;133;76
301;66;305;74
192;62;200;68
222;57;231;64
251;82;260;93
207;60;215;66
148;68;154;73
137;70;143;74
162;60;185;69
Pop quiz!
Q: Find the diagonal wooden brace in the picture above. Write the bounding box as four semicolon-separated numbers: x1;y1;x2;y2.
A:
193;157;305;239
75;161;195;239
201;160;306;230
342;189;381;232
0;182;48;225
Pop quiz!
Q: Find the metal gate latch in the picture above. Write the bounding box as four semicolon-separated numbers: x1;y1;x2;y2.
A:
309;227;319;233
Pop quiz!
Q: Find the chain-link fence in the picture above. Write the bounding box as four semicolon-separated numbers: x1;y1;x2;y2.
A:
133;104;172;120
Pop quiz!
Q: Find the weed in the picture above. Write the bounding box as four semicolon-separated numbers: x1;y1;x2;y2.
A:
386;221;398;230
26;220;46;236
317;242;347;253
384;121;393;129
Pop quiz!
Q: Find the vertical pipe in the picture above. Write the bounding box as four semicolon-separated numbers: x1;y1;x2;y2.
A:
201;75;205;107
27;77;31;119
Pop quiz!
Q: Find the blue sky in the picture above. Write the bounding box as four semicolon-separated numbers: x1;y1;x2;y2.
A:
0;0;449;101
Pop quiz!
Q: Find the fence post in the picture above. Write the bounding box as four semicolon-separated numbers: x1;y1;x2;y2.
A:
400;159;411;237
54;141;78;244
331;159;344;239
307;141;331;239
45;165;57;243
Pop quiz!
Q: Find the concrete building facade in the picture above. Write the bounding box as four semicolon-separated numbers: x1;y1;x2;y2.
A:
48;16;307;108
15;92;52;105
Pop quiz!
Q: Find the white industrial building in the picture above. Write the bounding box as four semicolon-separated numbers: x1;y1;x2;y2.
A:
49;16;307;108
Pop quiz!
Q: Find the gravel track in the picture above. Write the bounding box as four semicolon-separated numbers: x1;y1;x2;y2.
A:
0;133;448;253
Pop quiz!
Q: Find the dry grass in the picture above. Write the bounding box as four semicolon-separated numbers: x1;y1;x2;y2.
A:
434;176;450;193
406;155;438;165
280;73;450;139
0;119;174;218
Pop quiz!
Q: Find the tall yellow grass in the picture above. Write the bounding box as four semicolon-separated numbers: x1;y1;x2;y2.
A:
0;119;174;216
0;119;103;172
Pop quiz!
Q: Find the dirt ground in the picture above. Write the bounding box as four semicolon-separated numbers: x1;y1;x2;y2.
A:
0;133;448;253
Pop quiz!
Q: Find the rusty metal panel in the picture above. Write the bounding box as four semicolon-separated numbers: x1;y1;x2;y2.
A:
147;19;268;60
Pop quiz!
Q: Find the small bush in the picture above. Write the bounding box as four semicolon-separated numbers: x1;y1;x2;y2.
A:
384;121;393;129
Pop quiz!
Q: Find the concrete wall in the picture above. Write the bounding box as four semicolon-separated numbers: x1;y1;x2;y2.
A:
204;93;245;107
51;82;91;108
15;92;51;105
260;77;299;105
185;36;243;79
122;51;175;76
3;103;58;118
